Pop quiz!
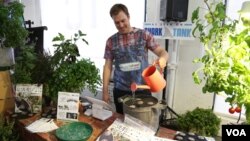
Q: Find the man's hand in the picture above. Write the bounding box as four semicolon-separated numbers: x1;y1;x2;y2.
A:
152;46;168;69
156;57;167;68
102;90;110;103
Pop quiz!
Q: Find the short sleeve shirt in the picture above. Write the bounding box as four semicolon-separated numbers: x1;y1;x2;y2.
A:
104;28;159;91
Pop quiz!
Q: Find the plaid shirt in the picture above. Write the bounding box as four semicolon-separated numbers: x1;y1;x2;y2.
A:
104;28;159;90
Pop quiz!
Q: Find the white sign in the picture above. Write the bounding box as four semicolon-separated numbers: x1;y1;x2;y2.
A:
57;92;79;121
143;22;194;40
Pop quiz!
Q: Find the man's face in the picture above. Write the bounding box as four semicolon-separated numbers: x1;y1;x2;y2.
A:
112;11;131;34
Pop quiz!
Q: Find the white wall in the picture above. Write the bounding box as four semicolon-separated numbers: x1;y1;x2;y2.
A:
22;0;42;27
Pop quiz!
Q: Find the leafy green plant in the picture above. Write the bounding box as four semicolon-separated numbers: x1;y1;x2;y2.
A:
176;107;221;136
0;114;19;141
0;1;28;48
192;0;250;123
31;52;53;85
46;30;102;102
12;43;38;84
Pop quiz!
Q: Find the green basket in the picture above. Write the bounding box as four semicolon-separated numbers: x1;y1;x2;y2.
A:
55;122;93;141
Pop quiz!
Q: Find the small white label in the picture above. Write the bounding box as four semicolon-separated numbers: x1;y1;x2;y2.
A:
119;62;141;72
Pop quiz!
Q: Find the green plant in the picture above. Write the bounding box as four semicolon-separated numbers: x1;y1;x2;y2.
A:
176;107;221;136
0;1;28;48
31;52;53;85
12;43;38;84
47;30;102;102
11;35;53;108
0;114;19;141
192;0;250;123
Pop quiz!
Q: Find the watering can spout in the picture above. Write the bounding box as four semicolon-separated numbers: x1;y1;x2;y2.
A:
131;82;150;92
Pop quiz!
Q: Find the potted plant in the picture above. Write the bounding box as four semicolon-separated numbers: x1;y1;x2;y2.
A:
45;30;102;103
12;41;57;111
191;0;250;123
0;1;28;68
12;43;38;84
0;114;19;141
13;46;53;86
31;52;53;106
10;41;50;114
176;107;221;137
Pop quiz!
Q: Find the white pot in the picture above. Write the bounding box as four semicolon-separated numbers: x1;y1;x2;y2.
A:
0;47;15;67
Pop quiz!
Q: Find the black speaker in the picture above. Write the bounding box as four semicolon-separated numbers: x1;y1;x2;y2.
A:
160;0;189;22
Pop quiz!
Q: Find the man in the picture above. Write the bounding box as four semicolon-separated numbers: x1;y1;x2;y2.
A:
103;3;168;114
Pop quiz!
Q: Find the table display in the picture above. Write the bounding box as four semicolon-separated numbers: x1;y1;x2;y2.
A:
14;110;177;141
15;111;123;141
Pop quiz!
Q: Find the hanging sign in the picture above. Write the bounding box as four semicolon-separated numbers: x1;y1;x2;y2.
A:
143;22;194;40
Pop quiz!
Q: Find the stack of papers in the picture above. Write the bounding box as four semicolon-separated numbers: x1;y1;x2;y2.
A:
92;104;113;120
25;118;58;133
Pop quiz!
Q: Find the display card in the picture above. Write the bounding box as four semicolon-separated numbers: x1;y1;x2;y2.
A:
15;84;43;113
56;92;79;121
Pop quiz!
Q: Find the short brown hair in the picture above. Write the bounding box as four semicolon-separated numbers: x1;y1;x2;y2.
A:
110;3;130;17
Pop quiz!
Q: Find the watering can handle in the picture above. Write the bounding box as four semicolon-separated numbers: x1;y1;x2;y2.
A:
153;61;163;74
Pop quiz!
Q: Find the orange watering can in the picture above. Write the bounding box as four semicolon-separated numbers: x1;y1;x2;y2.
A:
131;62;166;93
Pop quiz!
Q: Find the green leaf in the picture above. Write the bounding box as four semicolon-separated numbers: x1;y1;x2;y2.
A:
191;8;199;23
52;36;61;41
192;71;201;84
245;36;250;47
81;38;89;45
215;2;226;20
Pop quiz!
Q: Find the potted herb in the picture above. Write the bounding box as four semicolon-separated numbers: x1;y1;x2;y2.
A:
12;43;38;84
12;42;52;85
192;0;250;123
12;42;55;109
11;42;49;113
0;1;28;68
46;30;102;103
176;107;221;137
0;114;19;141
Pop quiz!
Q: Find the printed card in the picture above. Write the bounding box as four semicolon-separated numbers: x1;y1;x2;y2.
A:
56;92;79;121
15;84;43;113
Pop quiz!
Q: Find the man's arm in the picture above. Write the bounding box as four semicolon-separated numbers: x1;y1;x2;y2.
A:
102;59;113;103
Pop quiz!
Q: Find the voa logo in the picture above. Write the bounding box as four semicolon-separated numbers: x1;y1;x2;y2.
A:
226;129;246;136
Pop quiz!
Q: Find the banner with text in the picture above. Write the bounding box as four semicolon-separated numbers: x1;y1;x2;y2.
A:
143;22;194;40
